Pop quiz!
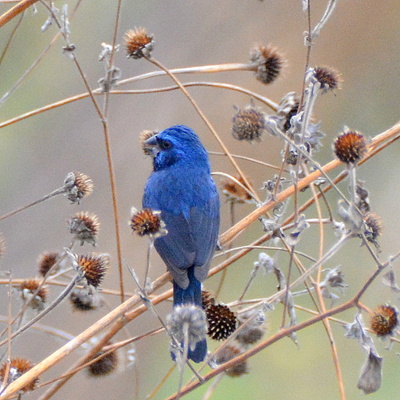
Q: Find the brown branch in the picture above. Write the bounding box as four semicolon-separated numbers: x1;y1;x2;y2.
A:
0;0;37;28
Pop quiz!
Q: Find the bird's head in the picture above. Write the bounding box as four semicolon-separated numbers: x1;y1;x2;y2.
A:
146;125;210;171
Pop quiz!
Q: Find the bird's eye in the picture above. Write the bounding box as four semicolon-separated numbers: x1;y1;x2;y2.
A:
159;140;172;150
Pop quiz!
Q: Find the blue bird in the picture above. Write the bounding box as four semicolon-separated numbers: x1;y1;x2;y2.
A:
143;125;220;362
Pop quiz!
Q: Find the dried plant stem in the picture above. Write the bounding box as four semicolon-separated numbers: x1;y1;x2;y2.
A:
0;0;38;28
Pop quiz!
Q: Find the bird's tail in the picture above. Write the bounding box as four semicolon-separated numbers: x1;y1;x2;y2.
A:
172;267;207;363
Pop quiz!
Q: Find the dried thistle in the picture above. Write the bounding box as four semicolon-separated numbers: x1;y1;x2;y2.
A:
70;287;102;311
231;103;266;143
18;279;47;310
249;43;284;85
370;305;398;337
64;171;94;204
0;358;38;392
206;303;237;340
313;66;342;93
334;129;367;164
68;211;100;246
88;344;118;377
220;176;252;204
214;343;248;377
130;208;167;238
124;27;154;59
37;251;59;277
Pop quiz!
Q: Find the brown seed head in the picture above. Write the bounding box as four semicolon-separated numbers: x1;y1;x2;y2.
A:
364;213;383;240
220;176;252;204
76;254;110;288
232;104;266;143
314;66;342;93
124;27;154;59
37;251;59;277
18;279;48;308
201;290;216;309
236;310;266;345
0;358;38;392
370;305;398;337
250;44;284;85
130;208;167;238
64;171;94;204
70;288;102;311
139;129;158;156
88;345;119;377
334;130;367;164
68;211;100;246
206;304;237;340
214;344;248;377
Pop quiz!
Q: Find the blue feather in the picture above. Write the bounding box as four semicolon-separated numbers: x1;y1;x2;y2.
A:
143;125;220;362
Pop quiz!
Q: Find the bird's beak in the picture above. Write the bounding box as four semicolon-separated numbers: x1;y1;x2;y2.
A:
145;135;160;157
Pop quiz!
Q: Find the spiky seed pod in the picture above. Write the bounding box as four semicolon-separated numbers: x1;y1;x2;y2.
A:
64;171;94;204
220;176;252;204
70;288;102;311
140;130;158;156
249;44;284;85
201;290;216;309
18;279;47;310
313;66;342;93
206;304;237;340
74;254;110;288
88;345;118;377
364;213;383;241
124;27;154;59
0;358;38;392
334;130;367;164
370;305;398;337
68;211;100;246
130;208;167;238
167;305;208;348
37;251;59;277
214;343;248;377
231;104;266;143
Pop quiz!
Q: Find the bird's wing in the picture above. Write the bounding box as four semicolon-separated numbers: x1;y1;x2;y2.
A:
191;192;220;283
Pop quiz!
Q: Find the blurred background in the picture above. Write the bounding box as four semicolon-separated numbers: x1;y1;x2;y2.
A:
1;1;400;398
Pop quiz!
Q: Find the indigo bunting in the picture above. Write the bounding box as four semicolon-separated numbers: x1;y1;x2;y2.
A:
143;125;220;362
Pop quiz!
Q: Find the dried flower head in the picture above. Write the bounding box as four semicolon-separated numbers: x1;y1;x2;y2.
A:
275;92;300;132
236;310;266;345
64;171;94;204
70;252;110;288
140;129;158;156
18;279;47;310
167;305;208;350
220;176;252;204
356;180;371;213
206;303;237;340
214;343;248;377
0;358;38;392
70;288;102;311
130;208;167;238
232;104;266;143
370;305;398;337
124;27;154;59
334;130;367;164
37;251;59;277
364;213;383;244
88;345;118;377
249;44;284;85
68;211;100;246
313;66;342;93
202;290;216;309
325;266;347;289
